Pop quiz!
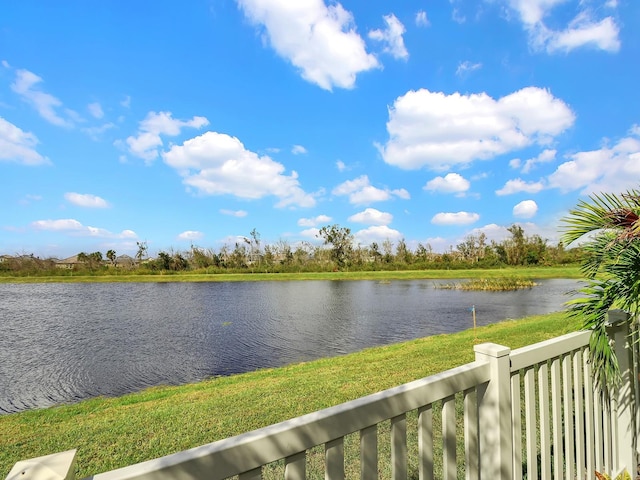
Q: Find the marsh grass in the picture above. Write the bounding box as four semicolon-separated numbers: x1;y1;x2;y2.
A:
0;312;578;479
437;276;538;291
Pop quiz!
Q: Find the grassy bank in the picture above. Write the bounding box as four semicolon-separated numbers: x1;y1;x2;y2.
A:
0;265;582;283
0;311;579;478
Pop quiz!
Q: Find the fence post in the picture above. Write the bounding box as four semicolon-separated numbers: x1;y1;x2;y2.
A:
474;342;513;480
606;310;637;476
5;450;77;480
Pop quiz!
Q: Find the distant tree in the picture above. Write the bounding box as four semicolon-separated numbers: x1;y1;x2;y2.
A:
136;241;148;264
317;224;354;269
106;249;116;267
395;238;413;264
382;239;393;263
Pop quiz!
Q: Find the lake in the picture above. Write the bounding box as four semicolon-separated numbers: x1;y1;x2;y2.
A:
0;278;580;413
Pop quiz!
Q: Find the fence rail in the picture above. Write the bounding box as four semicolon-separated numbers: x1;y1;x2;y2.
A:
7;310;639;480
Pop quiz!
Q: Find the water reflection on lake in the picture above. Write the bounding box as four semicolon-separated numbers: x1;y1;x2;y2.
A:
0;278;579;413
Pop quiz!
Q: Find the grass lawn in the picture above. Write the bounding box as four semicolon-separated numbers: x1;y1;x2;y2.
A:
0;265;583;283
0;310;579;479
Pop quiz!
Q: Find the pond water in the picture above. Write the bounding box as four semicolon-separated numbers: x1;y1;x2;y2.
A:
0;279;580;413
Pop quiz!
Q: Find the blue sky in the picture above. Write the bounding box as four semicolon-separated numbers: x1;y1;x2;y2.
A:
1;0;639;259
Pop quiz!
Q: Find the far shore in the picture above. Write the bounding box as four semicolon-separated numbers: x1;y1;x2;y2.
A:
0;265;583;283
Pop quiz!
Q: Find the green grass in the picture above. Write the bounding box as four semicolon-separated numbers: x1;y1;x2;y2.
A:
0;265;582;283
0;311;579;479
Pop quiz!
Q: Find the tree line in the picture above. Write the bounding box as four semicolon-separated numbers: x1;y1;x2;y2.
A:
0;224;585;276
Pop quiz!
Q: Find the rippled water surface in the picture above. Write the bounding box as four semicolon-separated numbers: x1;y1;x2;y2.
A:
0;279;579;413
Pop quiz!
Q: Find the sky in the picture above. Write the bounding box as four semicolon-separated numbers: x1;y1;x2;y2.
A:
1;0;639;259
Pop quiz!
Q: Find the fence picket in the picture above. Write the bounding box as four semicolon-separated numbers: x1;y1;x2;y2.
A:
359;425;377;480
418;404;433;480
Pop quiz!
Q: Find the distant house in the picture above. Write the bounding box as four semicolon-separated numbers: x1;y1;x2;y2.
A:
0;255;13;264
55;255;82;269
114;254;136;268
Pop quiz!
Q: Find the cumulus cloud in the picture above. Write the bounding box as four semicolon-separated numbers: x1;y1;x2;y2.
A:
336;160;347;172
506;0;620;53
298;214;332;227
415;10;430;27
431;211;480;226
31;218;136;238
513;200;538;218
237;0;379;90
11;69;76;127
332;175;410;205
220;209;248;217
163;131;316;208
496;178;545;195
519;149;556;173
368;14;409;60
0;116;49;166
547;134;640;194
300;227;321;239
177;230;204;241
378;87;574;170
348;208;393;226
64;192;110;208
125;111;208;163
424;173;470;194
354;225;403;245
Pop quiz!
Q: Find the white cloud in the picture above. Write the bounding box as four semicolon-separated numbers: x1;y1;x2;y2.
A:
424;173;470;194
379;87;574;170
629;124;640;137
64;192;110;208
291;144;307;155
496;178;545;195
332;175;410;205
506;1;620;53
11;69;75;127
82;122;116;141
220;209;248;217
125;111;209;162
456;60;482;77
520;149;556;173
0;116;49;166
547;134;640;194
336;160;347;171
368;14;409;60
178;230;204;241
237;0;379;91
300;227;321;239
415;10;430;27
354;225;403;245
547;13;620;53
163;131;316;208
121;96;131;108
348;208;393;226
298;214;332;227
509;158;522;169
513;200;538;218
31;219;136;238
431;211;480;226
88;102;104;119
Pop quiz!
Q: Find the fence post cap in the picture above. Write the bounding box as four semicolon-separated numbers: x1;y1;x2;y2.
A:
6;450;77;480
473;342;510;358
605;309;630;328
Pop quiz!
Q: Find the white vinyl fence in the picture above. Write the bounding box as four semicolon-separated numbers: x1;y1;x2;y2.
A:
7;310;639;480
